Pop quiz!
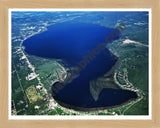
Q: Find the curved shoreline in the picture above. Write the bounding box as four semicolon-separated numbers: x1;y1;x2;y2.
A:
51;57;139;111
52;95;138;112
22;21;137;112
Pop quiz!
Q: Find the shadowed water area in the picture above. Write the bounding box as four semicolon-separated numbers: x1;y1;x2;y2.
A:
23;22;138;110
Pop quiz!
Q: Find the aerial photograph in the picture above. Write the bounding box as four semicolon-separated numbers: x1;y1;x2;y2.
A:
10;10;150;117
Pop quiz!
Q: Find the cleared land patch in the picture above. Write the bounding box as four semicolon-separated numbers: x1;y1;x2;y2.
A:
26;85;42;103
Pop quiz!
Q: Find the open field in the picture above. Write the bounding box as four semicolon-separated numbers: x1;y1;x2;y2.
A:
25;85;43;103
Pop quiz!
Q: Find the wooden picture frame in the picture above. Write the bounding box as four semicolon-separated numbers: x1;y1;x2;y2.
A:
0;0;160;127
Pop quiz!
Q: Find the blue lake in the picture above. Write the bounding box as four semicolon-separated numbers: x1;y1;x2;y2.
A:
23;22;138;110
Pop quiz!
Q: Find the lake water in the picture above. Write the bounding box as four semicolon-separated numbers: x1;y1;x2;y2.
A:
23;22;138;110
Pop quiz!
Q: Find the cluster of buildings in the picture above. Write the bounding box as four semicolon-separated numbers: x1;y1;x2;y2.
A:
26;73;38;80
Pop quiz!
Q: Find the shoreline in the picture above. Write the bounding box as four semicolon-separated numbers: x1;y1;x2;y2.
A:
51;57;139;112
54;96;138;112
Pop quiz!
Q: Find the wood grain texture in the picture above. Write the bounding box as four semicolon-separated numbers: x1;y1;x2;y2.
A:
0;0;160;128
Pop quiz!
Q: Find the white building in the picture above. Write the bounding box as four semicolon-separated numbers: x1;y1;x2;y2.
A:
26;73;37;80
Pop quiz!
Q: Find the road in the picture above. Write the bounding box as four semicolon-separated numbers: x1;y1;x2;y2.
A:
13;63;28;106
114;69;144;115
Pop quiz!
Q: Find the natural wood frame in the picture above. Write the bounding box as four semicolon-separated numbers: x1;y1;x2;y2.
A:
0;0;160;128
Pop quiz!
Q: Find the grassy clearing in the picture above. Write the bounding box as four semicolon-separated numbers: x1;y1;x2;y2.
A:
25;85;42;103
